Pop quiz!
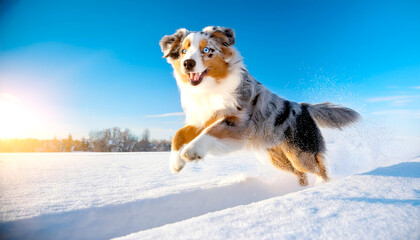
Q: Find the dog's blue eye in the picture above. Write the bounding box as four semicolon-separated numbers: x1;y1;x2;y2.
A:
182;49;187;54
203;47;209;53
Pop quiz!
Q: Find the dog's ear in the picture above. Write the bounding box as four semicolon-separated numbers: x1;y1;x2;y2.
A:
159;28;188;59
203;26;235;46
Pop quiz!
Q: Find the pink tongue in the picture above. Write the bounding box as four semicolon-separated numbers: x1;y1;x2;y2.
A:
191;73;199;82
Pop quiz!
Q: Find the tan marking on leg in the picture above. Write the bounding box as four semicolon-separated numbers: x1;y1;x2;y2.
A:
172;115;221;151
267;145;308;186
280;142;330;182
267;146;295;172
172;126;201;151
315;154;329;181
279;142;309;173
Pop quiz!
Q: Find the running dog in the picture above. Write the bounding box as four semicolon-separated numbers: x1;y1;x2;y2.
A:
159;26;360;186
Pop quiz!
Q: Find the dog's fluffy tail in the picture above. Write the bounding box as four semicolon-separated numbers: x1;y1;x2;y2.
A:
304;102;360;129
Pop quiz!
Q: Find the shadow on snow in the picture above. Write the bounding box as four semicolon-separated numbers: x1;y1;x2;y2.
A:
361;161;420;178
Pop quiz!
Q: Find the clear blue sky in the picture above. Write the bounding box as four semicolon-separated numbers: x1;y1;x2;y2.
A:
0;0;419;139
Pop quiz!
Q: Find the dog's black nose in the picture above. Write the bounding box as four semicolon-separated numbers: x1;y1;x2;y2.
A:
183;59;196;71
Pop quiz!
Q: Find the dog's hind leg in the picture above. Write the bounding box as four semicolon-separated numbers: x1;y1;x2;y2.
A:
267;146;308;186
315;154;329;182
281;143;329;183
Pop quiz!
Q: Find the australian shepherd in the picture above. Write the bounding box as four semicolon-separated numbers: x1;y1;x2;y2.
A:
159;26;360;186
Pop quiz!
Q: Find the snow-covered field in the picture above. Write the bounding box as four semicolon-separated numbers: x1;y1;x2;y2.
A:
0;127;419;239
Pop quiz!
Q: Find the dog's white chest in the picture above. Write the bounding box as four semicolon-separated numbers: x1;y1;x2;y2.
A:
182;92;236;127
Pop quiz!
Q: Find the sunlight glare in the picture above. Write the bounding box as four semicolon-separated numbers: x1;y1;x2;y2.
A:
0;93;48;139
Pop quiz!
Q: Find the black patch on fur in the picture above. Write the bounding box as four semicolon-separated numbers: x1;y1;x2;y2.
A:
284;126;292;139
209;54;213;58
224;31;233;39
252;94;260;106
286;104;325;153
222;28;235;45
274;101;290;126
236;106;242;111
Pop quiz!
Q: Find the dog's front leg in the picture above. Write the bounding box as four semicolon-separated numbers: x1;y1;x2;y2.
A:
170;125;202;173
181;133;215;161
181;116;246;161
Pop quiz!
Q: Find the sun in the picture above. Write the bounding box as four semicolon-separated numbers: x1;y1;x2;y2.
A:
0;93;46;139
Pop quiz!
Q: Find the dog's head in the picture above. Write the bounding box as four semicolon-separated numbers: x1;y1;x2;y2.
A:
160;26;236;88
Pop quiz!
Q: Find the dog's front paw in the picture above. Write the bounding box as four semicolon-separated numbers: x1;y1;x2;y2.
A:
170;149;186;173
181;141;206;162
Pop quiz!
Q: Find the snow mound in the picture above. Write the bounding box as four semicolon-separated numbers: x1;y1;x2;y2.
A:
116;161;420;240
0;175;302;240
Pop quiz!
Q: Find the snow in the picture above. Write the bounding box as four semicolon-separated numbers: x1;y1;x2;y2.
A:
117;162;420;240
0;126;419;239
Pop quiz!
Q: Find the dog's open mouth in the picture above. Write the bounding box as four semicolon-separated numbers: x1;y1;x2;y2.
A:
187;69;208;86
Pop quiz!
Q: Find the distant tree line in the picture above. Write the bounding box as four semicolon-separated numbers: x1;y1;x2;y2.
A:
0;128;171;153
